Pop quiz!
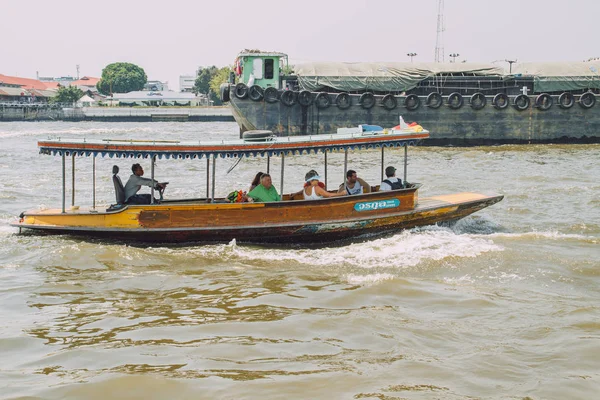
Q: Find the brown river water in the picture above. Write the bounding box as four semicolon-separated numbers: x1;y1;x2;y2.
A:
0;122;599;399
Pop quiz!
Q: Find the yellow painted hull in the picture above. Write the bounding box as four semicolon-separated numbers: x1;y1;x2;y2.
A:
12;191;503;244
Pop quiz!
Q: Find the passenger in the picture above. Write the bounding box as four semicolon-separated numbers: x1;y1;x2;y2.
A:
339;169;371;195
379;166;404;191
290;169;325;199
248;171;265;193
303;171;346;200
247;173;280;202
124;163;167;204
304;170;326;190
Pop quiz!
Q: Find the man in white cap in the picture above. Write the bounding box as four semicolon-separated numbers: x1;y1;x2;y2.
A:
379;166;404;191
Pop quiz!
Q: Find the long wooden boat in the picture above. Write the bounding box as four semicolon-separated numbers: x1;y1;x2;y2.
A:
11;127;503;244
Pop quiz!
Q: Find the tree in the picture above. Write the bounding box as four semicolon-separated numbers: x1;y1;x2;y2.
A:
194;66;233;106
193;66;217;96
51;86;84;104
97;62;147;95
209;66;233;105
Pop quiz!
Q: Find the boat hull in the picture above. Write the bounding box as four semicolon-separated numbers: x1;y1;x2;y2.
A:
229;93;600;145
12;192;503;244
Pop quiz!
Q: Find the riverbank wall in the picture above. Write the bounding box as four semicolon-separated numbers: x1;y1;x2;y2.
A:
0;105;234;122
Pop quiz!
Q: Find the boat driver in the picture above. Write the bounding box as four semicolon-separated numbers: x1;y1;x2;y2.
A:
339;169;371;195
124;163;167;204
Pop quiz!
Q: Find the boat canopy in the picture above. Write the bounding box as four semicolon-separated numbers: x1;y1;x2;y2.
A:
38;130;429;159
512;61;600;92
295;62;504;92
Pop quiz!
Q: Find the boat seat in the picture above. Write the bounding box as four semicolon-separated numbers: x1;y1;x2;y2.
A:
112;165;125;204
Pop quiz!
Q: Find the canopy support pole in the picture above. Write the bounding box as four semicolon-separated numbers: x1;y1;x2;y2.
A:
267;155;270;174
324;150;328;189
150;155;155;204
211;156;216;203
92;156;96;209
280;153;285;198
206;158;210;200
344;149;348;183
61;153;65;213
403;145;408;184
71;154;75;207
381;146;385;182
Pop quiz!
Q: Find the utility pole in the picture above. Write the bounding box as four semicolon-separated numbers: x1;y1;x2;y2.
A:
505;59;517;74
434;0;445;63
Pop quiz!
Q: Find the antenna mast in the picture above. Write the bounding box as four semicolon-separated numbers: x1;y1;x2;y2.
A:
435;0;445;63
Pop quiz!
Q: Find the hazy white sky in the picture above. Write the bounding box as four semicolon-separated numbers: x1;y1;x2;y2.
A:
4;0;599;90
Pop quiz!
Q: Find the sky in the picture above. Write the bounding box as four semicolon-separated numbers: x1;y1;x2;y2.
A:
3;0;599;90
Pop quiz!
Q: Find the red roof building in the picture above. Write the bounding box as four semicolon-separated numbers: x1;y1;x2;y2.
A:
0;74;55;90
72;76;100;87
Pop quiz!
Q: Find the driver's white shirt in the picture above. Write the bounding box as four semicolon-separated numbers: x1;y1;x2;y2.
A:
124;174;157;201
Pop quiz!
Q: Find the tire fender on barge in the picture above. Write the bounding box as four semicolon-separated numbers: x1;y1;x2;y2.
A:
470;92;486;110
404;94;420;111
447;92;464;109
381;94;397;110
426;92;443;108
579;92;596;109
513;94;530;111
535;93;553;110
359;92;376;109
336;92;352;109
492;93;509;110
298;90;313;106
280;90;296;106
558;92;574;109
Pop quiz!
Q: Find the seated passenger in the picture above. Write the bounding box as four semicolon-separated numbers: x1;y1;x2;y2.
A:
248;171;265;193
124;163;167;204
304;171;346;200
380;166;404;191
290;169;325;199
304;169;326;190
247;173;280;202
338;169;371;195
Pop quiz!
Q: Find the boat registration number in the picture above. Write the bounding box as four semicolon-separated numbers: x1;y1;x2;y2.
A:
354;199;400;212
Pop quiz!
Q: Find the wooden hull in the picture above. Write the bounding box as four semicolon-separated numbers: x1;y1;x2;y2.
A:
12;190;503;244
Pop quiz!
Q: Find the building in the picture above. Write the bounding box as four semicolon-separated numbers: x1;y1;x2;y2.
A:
108;90;209;106
0;74;58;103
39;75;78;88
143;80;169;91
179;75;195;92
0;73;55;90
71;76;101;92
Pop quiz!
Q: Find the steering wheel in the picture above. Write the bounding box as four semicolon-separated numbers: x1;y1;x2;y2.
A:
156;182;168;201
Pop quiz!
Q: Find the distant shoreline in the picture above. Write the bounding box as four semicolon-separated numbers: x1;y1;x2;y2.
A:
0;105;234;122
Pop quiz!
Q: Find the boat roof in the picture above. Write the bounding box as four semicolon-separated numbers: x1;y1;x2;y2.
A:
38;129;429;159
237;51;287;58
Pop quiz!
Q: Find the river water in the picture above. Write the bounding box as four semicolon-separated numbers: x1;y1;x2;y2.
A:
0;122;598;400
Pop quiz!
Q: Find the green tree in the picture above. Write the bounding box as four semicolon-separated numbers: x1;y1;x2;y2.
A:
193;66;217;96
97;62;147;95
209;66;233;105
281;64;295;75
51;86;84;104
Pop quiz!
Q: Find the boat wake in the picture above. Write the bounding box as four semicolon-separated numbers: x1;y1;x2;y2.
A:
202;221;505;272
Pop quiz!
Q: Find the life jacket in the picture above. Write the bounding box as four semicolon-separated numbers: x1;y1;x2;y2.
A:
383;178;403;190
